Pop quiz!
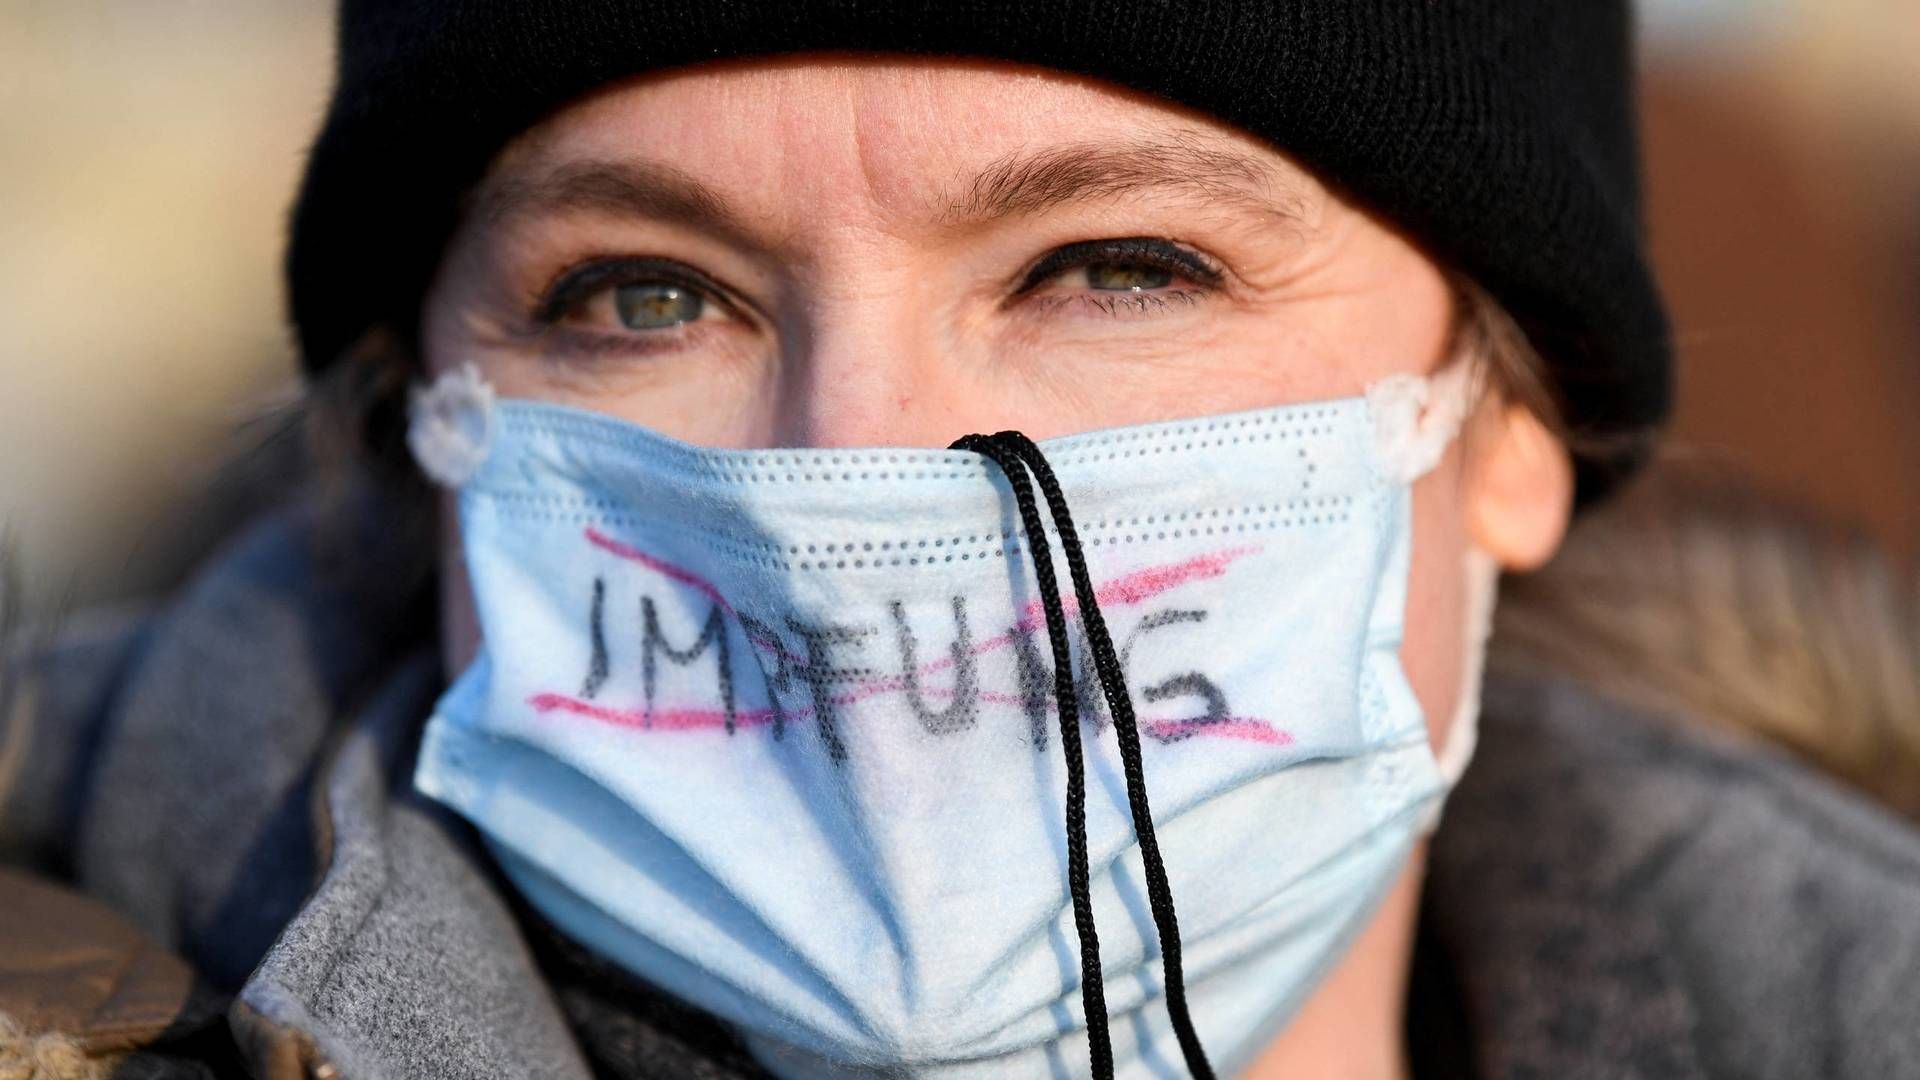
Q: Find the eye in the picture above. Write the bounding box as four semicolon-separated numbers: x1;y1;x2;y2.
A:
1013;237;1224;314
534;256;733;336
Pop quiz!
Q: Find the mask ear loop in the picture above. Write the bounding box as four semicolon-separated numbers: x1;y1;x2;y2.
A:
1439;547;1499;785
1366;358;1477;485
407;361;496;488
1367;360;1500;818
1416;546;1500;834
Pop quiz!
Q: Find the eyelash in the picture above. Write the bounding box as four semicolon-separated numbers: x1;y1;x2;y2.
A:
1025;289;1208;319
533;255;734;325
1010;236;1225;297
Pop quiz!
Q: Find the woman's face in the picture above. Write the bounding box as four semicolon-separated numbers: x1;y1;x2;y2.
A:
422;56;1572;760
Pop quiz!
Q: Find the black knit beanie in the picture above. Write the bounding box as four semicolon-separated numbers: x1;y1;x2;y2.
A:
287;1;1671;501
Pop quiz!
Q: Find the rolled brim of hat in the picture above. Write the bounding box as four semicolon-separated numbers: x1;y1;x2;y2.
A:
285;1;1672;505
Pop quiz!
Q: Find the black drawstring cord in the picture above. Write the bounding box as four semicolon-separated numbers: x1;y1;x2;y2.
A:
951;432;1113;1078
989;432;1216;1080
952;431;1215;1080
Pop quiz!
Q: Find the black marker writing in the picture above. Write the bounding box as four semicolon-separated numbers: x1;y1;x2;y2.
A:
642;597;734;732
581;576;610;700
1122;609;1231;741
785;618;873;762
891;597;979;736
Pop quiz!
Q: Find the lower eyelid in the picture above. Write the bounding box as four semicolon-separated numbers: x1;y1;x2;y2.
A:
1028;289;1209;318
539;316;719;360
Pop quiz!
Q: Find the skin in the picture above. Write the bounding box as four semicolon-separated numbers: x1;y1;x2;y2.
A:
421;56;1572;1079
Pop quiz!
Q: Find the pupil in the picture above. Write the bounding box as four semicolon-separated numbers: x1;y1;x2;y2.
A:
1087;262;1172;291
615;282;702;329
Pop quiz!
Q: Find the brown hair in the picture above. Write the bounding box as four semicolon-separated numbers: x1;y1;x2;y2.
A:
1449;275;1920;823
1494;465;1920;822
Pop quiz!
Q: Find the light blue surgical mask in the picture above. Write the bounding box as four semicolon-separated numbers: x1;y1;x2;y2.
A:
409;362;1490;1079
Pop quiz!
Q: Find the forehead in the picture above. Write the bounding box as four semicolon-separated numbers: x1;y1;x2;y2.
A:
482;56;1320;233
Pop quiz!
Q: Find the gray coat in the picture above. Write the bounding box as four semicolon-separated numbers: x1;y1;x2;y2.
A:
4;496;1918;1078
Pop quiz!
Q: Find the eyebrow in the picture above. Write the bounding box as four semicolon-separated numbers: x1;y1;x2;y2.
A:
471;134;1307;243
942;135;1308;227
474;159;757;246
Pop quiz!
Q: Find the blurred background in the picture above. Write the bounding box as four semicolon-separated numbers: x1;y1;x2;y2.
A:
0;2;1915;617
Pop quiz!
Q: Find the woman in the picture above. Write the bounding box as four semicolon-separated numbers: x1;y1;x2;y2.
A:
4;4;1917;1079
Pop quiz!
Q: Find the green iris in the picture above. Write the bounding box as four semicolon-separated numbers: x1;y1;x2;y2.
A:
1086;262;1174;291
615;282;704;330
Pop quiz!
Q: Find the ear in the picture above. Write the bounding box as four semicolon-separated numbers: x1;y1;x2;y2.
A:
1465;402;1573;572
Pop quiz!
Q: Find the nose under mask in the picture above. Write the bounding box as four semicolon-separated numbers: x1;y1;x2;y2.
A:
408;362;1495;1079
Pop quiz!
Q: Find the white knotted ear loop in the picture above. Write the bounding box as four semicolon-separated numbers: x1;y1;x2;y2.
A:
1413;544;1500;833
1366;361;1499;825
408;362;496;488
1366;358;1478;485
1440;546;1500;785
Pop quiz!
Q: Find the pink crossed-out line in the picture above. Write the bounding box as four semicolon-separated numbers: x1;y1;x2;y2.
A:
586;527;801;664
584;525;1258;677
527;691;1292;746
563;525;1290;746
